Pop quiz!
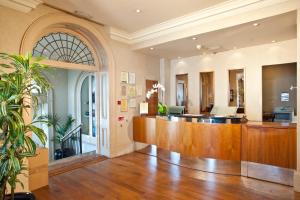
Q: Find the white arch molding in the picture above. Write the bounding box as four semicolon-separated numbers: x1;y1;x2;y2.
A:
20;12;117;157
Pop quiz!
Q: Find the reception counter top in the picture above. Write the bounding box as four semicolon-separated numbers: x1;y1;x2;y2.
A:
133;116;296;169
165;114;243;124
245;121;296;128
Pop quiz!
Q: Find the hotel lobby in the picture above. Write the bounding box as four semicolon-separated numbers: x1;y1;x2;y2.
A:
0;0;300;199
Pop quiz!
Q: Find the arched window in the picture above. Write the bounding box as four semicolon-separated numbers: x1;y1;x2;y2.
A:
33;32;95;66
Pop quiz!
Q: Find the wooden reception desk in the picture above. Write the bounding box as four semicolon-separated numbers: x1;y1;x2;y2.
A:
133;116;296;169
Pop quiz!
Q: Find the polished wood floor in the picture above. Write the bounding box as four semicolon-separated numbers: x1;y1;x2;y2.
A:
49;153;107;177
34;152;300;200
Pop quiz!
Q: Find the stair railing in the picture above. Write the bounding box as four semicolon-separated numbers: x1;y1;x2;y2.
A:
60;124;82;158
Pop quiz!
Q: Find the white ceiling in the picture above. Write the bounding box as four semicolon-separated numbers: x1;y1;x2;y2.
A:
42;0;227;32
139;11;297;59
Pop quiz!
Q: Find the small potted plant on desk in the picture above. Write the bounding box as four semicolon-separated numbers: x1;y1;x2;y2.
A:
0;53;50;200
146;83;167;116
158;102;167;116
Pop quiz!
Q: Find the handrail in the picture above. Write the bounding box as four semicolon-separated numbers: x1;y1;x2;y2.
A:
61;124;82;142
60;124;83;158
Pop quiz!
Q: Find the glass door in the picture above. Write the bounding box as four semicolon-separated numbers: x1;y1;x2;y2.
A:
80;73;97;153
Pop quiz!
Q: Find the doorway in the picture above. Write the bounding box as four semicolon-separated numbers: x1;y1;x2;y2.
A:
146;80;158;116
176;74;188;113
77;73;97;153
33;69;98;162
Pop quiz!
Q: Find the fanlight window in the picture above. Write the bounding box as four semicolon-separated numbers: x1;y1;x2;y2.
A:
33;32;95;66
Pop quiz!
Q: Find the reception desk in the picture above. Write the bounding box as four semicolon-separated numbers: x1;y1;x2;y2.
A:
133;116;296;169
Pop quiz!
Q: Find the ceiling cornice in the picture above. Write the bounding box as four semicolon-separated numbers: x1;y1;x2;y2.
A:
109;0;295;48
109;27;132;45
0;0;42;13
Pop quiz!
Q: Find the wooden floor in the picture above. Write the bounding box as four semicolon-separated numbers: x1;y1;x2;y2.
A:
49;152;107;177
34;152;300;200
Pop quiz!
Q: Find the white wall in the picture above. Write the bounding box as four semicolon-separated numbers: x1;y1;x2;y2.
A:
44;68;69;121
170;39;297;121
160;58;171;105
109;40;160;157
67;70;82;119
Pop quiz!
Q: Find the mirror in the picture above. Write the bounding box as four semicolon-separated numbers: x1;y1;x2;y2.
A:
262;63;297;122
176;74;188;113
200;72;214;113
228;69;245;113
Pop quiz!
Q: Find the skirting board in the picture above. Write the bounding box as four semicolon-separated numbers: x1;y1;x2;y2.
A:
242;161;294;186
294;171;300;191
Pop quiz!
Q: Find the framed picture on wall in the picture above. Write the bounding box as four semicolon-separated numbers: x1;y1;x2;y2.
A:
129;98;137;108
121;71;128;83
121;84;127;97
128;72;136;84
120;98;128;112
127;85;136;97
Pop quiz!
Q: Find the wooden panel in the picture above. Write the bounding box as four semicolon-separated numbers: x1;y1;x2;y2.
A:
133;116;241;161
133;116;156;144
246;127;263;164
133;117;296;169
28;148;48;191
262;128;289;168
146;80;158;116
156;118;179;151
244;125;296;169
177;122;197;156
289;128;297;169
192;123;241;161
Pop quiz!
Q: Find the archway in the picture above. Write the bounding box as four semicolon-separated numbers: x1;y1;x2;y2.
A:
20;13;116;158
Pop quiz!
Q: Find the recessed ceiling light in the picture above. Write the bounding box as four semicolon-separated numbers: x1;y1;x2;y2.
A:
253;23;260;26
196;44;202;50
192;37;197;40
272;40;277;43
150;47;154;50
136;9;141;13
178;56;181;59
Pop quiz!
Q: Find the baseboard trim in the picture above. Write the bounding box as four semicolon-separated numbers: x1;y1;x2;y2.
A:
294;171;300;191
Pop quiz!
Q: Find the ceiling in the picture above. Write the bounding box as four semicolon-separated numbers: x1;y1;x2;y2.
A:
42;0;227;32
139;11;297;59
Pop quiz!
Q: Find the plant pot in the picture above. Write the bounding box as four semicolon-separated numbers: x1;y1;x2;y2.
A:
54;149;63;160
5;192;35;200
62;148;75;158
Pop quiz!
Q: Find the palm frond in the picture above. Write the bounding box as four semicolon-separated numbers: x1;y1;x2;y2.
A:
0;53;51;199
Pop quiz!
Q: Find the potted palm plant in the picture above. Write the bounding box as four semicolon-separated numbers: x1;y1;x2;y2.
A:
0;53;50;200
39;114;75;160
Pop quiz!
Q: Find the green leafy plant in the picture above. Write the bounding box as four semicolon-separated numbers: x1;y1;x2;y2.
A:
0;53;50;200
39;114;75;148
158;102;167;116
